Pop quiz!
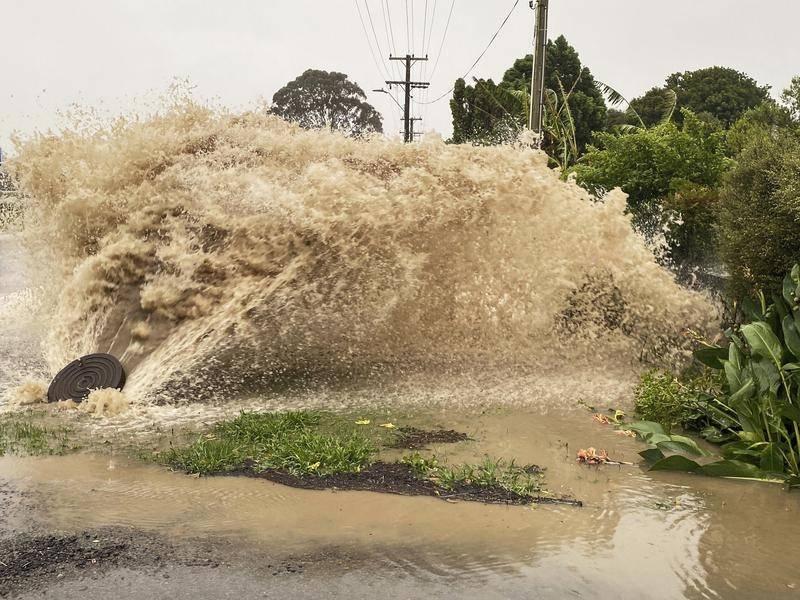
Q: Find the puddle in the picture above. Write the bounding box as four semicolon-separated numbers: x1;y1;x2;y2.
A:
3;408;799;599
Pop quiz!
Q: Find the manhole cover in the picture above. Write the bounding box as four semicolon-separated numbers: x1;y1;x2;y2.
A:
47;353;126;403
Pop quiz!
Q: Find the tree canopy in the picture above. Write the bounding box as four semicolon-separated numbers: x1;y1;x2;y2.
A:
271;69;383;137
629;67;770;128
501;35;607;152
574;110;730;266
449;35;606;159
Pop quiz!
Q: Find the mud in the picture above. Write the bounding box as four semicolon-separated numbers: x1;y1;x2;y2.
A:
237;461;581;506
389;426;470;449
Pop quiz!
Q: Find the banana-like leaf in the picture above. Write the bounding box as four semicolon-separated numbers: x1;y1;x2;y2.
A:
639;448;665;463
648;455;701;473
782;315;800;360
783;273;796;306
657;89;678;126
759;443;785;473
700;459;764;479
742;322;784;366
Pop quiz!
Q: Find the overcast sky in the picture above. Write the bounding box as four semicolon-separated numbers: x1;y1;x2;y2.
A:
1;0;798;152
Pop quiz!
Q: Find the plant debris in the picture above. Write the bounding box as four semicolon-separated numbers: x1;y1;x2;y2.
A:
576;447;632;466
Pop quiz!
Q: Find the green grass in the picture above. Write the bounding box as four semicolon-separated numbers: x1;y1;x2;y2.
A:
159;410;549;501
401;453;544;497
0;415;75;456
158;411;376;476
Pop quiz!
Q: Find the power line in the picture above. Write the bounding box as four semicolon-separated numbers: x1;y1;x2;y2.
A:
427;0;455;82
421;0;521;105
354;0;389;80
421;0;429;59
419;0;440;123
380;0;399;75
363;0;392;79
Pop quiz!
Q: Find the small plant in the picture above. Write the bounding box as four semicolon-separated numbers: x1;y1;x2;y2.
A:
0;415;74;456
401;453;543;497
159;411;376;476
634;369;726;433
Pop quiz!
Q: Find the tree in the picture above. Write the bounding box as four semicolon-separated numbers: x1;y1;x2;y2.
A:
574;110;730;267
718;78;800;296
718;128;800;296
271;69;383;137
630;67;770;128
448;35;606;162
629;87;679;127
501;35;606;153
450;77;522;146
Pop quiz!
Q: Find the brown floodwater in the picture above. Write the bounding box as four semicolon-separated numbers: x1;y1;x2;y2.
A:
3;407;799;600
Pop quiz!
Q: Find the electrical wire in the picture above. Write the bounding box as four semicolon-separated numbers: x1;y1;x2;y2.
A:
421;0;521;105
354;0;389;81
427;0;455;82
363;1;392;79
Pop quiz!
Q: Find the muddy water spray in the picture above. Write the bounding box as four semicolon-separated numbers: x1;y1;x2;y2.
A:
6;102;716;407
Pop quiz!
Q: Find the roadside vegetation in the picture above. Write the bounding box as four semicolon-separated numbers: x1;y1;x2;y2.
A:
627;264;800;487
0;413;75;456
157;410;565;505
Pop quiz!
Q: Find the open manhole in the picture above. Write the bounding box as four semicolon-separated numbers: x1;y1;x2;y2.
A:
47;353;126;403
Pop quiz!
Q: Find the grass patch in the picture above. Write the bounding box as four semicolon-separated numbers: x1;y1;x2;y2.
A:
158;411;376;476
0;414;75;456
401;453;544;497
158;410;569;505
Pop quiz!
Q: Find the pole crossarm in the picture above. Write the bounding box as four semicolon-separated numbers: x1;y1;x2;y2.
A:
385;54;430;142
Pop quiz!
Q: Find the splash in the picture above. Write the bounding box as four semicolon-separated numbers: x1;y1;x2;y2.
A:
5;381;47;406
6;101;717;408
82;388;130;417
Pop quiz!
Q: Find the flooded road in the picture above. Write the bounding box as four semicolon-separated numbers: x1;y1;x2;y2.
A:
2;408;799;599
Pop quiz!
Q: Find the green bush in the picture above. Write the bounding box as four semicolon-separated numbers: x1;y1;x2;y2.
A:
718;125;800;298
634;369;723;433
575;110;729;266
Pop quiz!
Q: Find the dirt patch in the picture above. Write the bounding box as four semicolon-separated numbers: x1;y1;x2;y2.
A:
236;461;582;507
0;528;219;597
389;427;470;450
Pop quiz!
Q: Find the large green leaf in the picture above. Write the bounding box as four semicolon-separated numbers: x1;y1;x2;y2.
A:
759;443;785;473
783;273;797;306
626;421;666;437
694;346;728;370
700;459;764;478
750;357;781;393
639;448;665;463
667;435;711;456
782;315;800;360
773;294;789;321
648;455;701;473
729;378;755;404
722;358;744;394
779;404;800;423
742;322;783;366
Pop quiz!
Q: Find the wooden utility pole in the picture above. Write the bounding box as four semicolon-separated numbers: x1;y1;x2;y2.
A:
529;0;549;145
387;54;429;142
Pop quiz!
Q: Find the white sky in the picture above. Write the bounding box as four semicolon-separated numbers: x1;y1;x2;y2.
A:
1;0;798;152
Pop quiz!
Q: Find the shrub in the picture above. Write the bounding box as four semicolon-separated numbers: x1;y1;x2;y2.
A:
718;126;800;298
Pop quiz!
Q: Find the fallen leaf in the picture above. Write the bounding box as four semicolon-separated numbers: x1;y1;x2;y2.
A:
354;419;371;425
379;423;396;429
